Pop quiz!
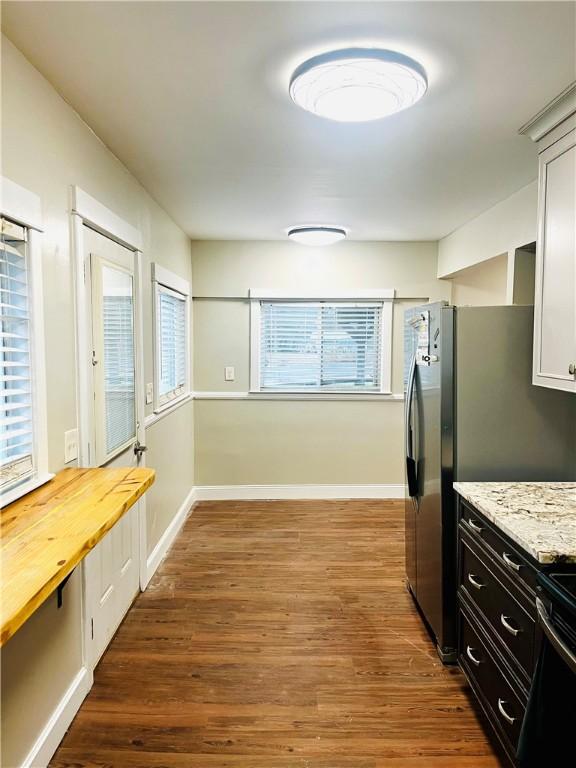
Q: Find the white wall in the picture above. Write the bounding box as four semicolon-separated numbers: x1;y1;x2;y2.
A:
437;181;537;278
1;35;194;767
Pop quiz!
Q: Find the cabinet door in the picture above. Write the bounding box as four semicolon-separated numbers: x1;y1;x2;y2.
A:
84;502;140;665
533;128;576;392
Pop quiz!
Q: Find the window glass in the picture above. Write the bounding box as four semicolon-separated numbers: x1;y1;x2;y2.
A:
0;223;34;492
260;301;382;391
158;288;187;404
101;264;135;455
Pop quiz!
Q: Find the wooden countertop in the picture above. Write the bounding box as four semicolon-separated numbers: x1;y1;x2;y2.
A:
0;467;155;646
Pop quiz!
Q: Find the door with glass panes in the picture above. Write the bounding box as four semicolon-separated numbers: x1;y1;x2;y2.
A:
83;225;143;663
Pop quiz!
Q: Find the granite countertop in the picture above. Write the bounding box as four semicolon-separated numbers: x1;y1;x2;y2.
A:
453;482;576;565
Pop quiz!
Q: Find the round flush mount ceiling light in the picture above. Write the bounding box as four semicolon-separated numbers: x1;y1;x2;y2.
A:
288;226;347;246
289;47;427;122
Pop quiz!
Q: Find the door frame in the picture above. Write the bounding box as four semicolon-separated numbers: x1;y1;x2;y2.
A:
70;187;149;609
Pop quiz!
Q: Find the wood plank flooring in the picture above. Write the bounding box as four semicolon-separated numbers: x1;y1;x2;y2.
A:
50;499;502;767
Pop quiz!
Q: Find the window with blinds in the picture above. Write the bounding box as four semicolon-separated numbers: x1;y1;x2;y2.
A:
101;265;136;456
157;286;187;406
152;264;190;411
258;301;384;392
0;220;34;493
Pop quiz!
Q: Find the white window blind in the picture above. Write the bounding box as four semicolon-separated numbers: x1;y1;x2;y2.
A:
0;223;34;492
259;301;383;391
157;286;187;405
101;265;136;456
152;264;190;412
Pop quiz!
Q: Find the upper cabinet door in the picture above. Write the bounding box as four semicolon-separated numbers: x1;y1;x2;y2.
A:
533;127;576;392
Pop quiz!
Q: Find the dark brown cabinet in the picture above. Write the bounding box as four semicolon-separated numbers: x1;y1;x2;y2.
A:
459;604;527;755
455;493;575;766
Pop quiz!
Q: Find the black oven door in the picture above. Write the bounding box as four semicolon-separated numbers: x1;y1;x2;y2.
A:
517;573;576;767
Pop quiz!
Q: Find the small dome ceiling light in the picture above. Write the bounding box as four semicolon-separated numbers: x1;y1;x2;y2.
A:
289;47;427;122
287;226;347;246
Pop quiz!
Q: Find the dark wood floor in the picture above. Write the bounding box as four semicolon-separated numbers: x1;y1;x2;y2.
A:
51;499;502;767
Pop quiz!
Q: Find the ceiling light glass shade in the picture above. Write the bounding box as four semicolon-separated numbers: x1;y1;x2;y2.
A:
290;48;427;122
287;226;347;246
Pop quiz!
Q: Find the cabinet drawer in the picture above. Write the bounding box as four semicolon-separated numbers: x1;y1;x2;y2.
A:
461;538;535;678
459;500;538;597
459;607;526;757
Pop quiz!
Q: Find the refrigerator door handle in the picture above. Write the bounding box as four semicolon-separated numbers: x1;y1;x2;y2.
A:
405;352;418;498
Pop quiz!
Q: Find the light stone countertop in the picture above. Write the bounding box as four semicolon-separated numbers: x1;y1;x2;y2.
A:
453;482;576;565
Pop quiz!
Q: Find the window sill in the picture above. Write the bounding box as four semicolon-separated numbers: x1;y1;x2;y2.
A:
248;391;400;401
146;392;193;428
2;472;55;507
193;390;404;402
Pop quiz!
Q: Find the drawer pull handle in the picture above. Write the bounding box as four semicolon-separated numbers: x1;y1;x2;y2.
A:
468;573;485;590
497;698;516;725
468;518;484;533
502;552;522;572
500;614;521;637
466;645;482;666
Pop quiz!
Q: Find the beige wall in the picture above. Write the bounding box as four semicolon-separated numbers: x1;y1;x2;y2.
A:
192;240;450;486
451;253;508;306
192;240;450;301
0;571;83;768
437;181;537;278
1;36;194;767
511;248;536;305
145;399;195;551
195;399;405;485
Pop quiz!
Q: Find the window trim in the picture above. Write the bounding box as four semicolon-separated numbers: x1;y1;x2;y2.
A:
249;288;394;395
152;263;191;415
1;177;52;505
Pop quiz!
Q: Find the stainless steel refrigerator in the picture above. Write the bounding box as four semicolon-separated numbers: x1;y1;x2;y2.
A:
404;302;576;662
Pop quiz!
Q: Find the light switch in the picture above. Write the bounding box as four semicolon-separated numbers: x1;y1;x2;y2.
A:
146;382;154;405
225;366;235;382
64;429;78;464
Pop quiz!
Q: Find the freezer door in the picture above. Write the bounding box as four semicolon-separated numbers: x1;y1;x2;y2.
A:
413;304;445;647
404;310;418;595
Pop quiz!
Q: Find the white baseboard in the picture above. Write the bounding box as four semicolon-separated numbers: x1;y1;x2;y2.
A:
194;484;406;501
22;666;92;768
145;485;197;584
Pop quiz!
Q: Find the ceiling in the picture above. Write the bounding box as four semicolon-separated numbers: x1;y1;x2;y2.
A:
2;1;575;241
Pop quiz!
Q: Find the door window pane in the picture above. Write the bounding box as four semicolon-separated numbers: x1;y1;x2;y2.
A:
101;265;135;455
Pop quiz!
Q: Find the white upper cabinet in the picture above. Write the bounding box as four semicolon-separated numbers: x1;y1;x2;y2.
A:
521;85;576;393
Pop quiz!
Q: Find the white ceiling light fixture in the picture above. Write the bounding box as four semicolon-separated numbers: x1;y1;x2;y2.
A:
289;47;428;122
287;226;347;246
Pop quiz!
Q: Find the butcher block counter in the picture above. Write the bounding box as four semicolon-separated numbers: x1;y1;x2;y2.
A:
0;467;155;646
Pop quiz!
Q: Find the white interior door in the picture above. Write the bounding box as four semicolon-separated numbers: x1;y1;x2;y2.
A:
83;225;142;664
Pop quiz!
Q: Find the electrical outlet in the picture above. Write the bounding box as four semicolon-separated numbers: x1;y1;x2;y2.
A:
224;366;235;382
64;429;78;464
146;382;154;405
